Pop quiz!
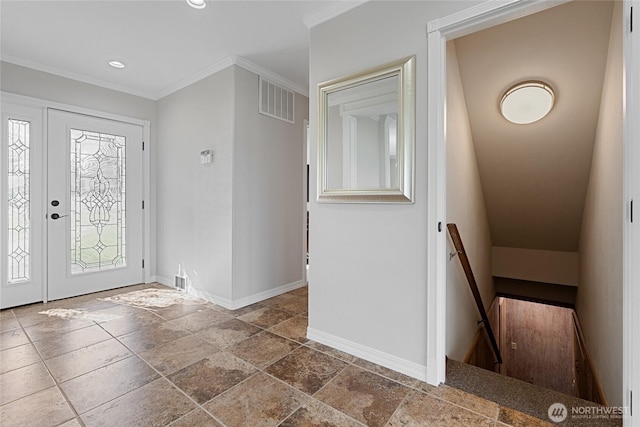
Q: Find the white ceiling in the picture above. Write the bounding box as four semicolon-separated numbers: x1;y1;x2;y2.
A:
1;0;616;253
454;0;614;252
0;0;364;99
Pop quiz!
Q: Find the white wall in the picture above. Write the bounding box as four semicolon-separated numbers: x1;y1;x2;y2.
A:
577;1;623;407
0;61;158;277
445;41;494;361
308;0;479;378
156;67;235;300
232;66;308;300
492;247;579;287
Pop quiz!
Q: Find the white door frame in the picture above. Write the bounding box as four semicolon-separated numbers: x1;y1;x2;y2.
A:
0;91;153;303
303;118;309;285
623;2;639;424
426;1;638;422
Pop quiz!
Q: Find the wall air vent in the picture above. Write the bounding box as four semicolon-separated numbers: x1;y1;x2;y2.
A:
259;77;295;124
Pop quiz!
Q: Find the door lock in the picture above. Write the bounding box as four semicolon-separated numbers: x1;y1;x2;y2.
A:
50;213;68;220
51;200;60;206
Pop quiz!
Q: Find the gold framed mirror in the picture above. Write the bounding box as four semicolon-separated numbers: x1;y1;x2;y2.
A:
317;56;415;203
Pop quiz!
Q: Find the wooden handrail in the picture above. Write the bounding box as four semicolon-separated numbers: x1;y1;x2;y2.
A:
571;311;608;405
447;223;502;365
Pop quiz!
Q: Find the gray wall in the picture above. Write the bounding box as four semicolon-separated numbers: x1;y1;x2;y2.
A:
308;0;478;376
445;41;494;361
157;65;308;305
577;1;623;406
232;66;308;300
156;66;235;300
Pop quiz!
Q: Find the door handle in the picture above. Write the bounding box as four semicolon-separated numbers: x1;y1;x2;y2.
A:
50;213;68;220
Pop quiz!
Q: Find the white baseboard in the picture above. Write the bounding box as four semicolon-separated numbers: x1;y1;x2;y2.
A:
306;327;430;383
227;280;305;310
150;275;171;287
150;276;305;310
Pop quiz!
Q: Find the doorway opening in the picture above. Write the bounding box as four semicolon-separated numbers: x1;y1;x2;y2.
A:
427;0;638;422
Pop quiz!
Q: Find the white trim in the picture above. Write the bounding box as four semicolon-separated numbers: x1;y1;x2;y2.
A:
224;280;305;310
303;1;369;29
152;275;173;288
425;28;447;386
143;123;152;285
425;0;586;387
0;91;153;297
426;0;570;39
0;92;149;127
306;328;429;382
303;119;310;286
234;56;307;97
1;55;155;100
2;55;308;101
154;56;235;100
155;276;306;310
157;55;307;99
623;1;639;425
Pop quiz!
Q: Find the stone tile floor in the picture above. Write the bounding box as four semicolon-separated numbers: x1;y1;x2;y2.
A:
1;283;553;427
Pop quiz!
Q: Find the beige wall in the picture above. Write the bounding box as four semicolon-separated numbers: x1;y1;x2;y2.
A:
577;1;623;406
492;247;579;287
446;41;494;361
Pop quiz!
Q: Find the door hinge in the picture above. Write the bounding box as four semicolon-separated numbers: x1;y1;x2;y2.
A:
142;259;145;268
142;141;145;151
631;199;634;223
438;221;442;232
142;200;145;209
631;7;633;32
630;390;633;416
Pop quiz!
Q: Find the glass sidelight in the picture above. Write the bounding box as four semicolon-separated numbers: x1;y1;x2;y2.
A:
6;118;31;284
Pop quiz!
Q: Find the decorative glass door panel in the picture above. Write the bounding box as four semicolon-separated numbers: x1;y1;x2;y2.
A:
1;104;44;308
70;129;127;274
7;119;31;282
47;110;143;301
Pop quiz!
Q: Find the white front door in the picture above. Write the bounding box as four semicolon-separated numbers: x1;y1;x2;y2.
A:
2;104;145;309
47;109;144;301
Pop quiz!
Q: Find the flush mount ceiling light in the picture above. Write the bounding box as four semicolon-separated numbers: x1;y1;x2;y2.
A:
108;60;125;69
186;0;206;9
500;81;555;125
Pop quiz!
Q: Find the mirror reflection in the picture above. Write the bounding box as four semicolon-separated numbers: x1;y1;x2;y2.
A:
326;76;399;190
317;56;415;203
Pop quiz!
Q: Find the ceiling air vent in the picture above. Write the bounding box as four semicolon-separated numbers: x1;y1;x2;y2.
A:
259;77;294;124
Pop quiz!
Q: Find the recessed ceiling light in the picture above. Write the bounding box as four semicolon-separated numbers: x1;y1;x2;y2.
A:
186;0;206;9
109;60;125;69
500;81;555;125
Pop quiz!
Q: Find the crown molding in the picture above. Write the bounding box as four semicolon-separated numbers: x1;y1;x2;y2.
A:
2;54;309;101
1;55;155;100
303;0;369;28
232;56;308;97
154;56;235;100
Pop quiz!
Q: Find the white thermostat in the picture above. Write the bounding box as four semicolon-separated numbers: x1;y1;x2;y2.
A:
200;149;213;164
